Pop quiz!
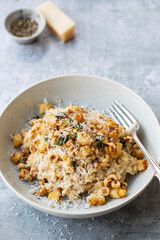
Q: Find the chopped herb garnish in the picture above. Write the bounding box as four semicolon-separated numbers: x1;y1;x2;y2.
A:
64;134;70;143
71;132;77;139
40;114;45;118
21;160;27;164
95;138;104;150
55;137;64;145
55;134;70;145
63;123;68;127
55;112;67;119
74;122;83;131
34;114;44;119
72;161;76;170
69;117;72;123
44;134;49;142
34;115;40;119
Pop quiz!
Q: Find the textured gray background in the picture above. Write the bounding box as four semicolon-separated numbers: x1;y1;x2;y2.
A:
0;0;160;239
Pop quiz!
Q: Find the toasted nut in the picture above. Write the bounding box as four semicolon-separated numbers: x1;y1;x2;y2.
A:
108;174;118;180
48;189;61;202
18;163;26;169
101;155;110;167
19;169;33;181
124;136;133;143
121;181;128;189
38;185;47;196
111;180;121;189
29;119;36;126
10;151;21;164
21;130;27;138
30;144;36;153
103;135;108;144
12;133;22;148
137;159;148;171
65;140;72;147
21;150;29;161
50;153;58;162
88;193;105;206
30;168;37;177
54;130;60;136
101;187;110;196
104;178;112;187
133;144;138;149
96;124;102;130
38;103;52;115
39;180;45;185
95;163;101;168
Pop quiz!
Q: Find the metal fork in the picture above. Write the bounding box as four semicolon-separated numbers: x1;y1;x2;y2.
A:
107;99;160;181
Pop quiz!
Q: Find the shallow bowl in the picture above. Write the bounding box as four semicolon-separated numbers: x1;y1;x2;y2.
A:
0;75;159;218
4;8;46;44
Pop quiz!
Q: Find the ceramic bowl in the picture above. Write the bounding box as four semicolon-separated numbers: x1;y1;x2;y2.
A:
4;8;46;44
0;75;160;218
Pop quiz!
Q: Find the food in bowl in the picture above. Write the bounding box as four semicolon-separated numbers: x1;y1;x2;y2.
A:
11;18;38;37
11;103;148;206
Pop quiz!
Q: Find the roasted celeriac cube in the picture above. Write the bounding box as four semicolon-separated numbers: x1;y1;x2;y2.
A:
88;192;105;206
48;189;61;202
110;188;126;199
137;159;148;171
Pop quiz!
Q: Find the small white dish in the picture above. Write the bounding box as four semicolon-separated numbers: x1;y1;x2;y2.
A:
4;8;46;44
0;75;160;218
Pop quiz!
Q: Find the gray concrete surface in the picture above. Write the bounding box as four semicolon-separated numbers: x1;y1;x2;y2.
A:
0;0;160;239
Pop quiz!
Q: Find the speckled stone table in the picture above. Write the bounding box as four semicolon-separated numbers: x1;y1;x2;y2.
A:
0;0;160;239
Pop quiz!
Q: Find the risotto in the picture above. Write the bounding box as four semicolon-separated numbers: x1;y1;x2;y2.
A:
11;103;148;206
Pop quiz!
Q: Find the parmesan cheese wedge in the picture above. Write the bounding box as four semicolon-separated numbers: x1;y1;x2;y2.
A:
37;1;75;42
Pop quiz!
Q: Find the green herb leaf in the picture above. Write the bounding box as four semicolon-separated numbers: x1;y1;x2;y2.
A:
71;132;77;139
64;134;70;143
74;122;83;131
55;112;67;119
34;115;40;119
55;134;70;145
63;123;68;127
69;117;72;123
21;160;27;164
95;138;104;150
44;135;49;142
72;161;76;171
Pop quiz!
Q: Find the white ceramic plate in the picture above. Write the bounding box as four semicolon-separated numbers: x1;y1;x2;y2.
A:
0;75;159;218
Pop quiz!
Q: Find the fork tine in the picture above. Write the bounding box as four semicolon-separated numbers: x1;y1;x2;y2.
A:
109;106;128;129
112;103;132;127
115;100;136;123
106;107;119;124
111;105;129;128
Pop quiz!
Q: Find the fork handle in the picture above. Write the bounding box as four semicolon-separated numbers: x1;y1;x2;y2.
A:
133;134;160;182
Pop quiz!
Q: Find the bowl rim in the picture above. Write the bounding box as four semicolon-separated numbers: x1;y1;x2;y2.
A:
0;74;159;218
4;8;46;41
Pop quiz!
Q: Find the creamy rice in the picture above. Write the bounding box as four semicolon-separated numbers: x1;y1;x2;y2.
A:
11;104;148;206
